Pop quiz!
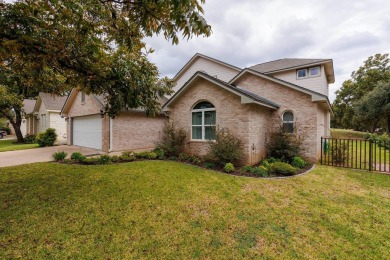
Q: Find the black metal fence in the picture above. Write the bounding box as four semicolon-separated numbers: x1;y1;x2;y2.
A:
321;137;390;172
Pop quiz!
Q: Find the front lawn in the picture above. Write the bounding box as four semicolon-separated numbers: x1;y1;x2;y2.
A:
0;139;39;152
0;162;389;259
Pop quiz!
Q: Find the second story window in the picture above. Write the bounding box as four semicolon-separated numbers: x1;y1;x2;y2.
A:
297;66;321;79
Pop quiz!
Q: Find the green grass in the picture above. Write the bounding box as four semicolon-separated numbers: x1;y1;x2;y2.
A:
0;139;39;152
0;161;389;259
330;128;367;139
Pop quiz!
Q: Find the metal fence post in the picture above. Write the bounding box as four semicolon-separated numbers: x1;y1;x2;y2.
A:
369;140;372;171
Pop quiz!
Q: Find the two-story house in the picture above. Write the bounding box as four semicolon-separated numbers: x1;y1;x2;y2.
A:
62;53;334;165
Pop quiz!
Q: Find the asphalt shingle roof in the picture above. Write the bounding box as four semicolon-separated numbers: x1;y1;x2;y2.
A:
250;58;330;73
22;99;36;114
39;92;68;111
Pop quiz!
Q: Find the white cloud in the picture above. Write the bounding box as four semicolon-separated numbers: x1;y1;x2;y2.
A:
145;0;390;101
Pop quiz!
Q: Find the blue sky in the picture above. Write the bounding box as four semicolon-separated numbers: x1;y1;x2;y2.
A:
145;0;390;101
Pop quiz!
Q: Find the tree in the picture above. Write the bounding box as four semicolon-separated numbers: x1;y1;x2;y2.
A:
354;81;390;133
0;0;211;142
332;54;390;131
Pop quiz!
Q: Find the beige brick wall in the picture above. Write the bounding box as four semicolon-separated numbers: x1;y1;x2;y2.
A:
235;74;319;162
111;111;167;151
168;77;272;165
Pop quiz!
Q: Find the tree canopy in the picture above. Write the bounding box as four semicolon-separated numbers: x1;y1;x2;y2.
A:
0;0;211;142
332;54;390;132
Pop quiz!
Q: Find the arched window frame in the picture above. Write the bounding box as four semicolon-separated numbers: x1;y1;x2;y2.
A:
191;101;216;141
282;111;294;133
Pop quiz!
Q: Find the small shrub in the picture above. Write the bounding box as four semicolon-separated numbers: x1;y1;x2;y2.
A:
110;155;120;163
271;162;298;176
241;165;253;173
122;151;134;157
98;155;111;164
84;157;100;165
36;128;57;147
204;162;217;169
119;154;136;162
70;152;86;162
168;156;177;161
156;122;187;156
251;167;268;177
53;151;67;162
267;126;306;163
224;163;235;173
377;133;390;149
24;134;36;144
189;156;202;165
178;153;189;161
259;165;268;173
152;148;165;159
147;152;157;159
330;142;349;163
268;157;277;163
291;156;306;168
262;160;271;171
363;133;371;140
208;128;243;164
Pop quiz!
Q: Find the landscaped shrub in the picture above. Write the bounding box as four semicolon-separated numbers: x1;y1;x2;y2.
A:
53;151;67;162
291;156;306;168
267;126;306;163
147;152;157;159
190;156;202;165
377;133;390;149
208;128;243;164
156;122;187;156
70;152;86;162
261;160;271;172
204;162;217;169
98;155;111;164
178;153;189;161
268;157;277;163
168;156;177;161
224;163;235;173
110;155;120;163
84;157;100;165
241;165;268;177
24;134;36;144
119;154;136;162
135;151;157;159
152;148;165;159
271;162;298;176
330;142;349;163
36;128;57;147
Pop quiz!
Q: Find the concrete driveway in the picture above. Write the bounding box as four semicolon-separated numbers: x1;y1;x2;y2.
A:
0;145;103;167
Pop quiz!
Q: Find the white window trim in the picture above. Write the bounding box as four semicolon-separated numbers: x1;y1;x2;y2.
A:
282;111;294;133
297;66;321;79
191;107;216;141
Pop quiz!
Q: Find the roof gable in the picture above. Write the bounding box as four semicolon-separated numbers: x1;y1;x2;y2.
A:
61;89;104;116
163;71;279;111
172;53;241;82
229;68;332;113
34;92;67;112
250;58;335;83
22;99;36;114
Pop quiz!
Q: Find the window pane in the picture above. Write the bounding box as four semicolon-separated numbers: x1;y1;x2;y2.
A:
283;123;294;133
204;111;216;125
192;126;202;139
194;101;215;110
297;69;307;78
283;111;294;121
192;112;202;125
205;126;216;140
309;67;320;76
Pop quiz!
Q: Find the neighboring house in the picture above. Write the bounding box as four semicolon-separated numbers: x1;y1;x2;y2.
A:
22;99;37;137
32;93;68;143
62;53;334;165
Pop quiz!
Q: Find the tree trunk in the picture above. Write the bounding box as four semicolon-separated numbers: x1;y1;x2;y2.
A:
6;108;24;143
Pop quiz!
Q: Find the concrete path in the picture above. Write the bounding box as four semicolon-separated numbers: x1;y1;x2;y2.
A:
0;145;103;167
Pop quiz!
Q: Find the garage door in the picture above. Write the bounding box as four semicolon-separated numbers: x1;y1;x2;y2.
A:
73;115;102;149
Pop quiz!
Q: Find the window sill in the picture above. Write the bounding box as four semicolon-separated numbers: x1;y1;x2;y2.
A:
189;139;215;143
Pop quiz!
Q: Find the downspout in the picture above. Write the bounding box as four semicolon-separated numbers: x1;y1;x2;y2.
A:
109;117;113;152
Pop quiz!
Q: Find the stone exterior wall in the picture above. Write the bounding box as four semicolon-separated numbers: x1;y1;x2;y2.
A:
111;111;167;152
168;77;272;165
235;74;319;162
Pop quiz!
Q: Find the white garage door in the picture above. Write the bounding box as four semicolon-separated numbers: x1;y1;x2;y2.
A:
73;115;102;149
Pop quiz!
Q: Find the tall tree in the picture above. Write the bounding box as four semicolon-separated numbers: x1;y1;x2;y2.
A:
354;81;390;133
0;0;211;142
332;54;390;131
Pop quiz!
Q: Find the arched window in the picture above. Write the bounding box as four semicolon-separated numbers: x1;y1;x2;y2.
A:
282;111;294;133
192;101;216;140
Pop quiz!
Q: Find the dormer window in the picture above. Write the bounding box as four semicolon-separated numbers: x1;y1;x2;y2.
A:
297;66;321;79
